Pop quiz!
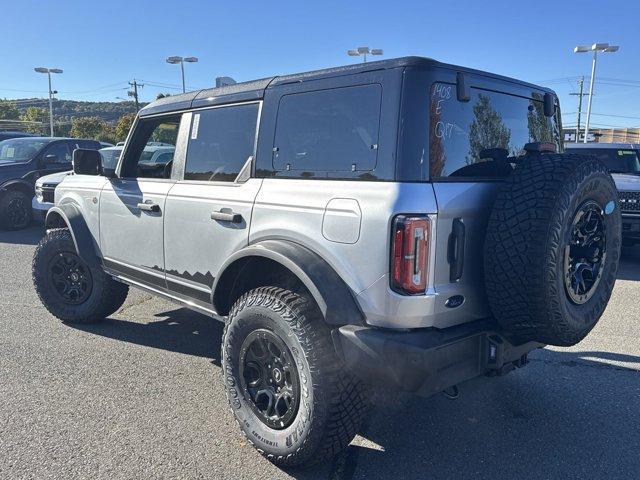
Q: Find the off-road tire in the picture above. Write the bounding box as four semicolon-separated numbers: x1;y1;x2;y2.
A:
32;228;129;323
485;153;621;346
0;189;32;230
222;286;369;468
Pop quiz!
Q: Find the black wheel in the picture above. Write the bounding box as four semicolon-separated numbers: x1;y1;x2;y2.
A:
222;287;369;468
0;189;32;230
485;153;622;346
32;228;129;323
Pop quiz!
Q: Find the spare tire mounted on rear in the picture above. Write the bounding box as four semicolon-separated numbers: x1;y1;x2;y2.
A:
485;152;621;347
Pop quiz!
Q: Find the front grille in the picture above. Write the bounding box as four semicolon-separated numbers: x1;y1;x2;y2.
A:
619;191;640;213
42;184;56;204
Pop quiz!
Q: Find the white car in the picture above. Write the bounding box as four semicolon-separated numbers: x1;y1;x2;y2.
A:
32;170;72;223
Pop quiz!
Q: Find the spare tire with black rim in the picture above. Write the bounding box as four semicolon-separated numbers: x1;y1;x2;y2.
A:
485;153;621;346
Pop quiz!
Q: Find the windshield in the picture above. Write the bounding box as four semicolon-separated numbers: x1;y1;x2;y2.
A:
569;148;640;174
99;148;123;170
0;138;49;163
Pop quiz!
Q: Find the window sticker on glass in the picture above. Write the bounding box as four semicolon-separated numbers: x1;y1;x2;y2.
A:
5;147;14;158
191;113;201;140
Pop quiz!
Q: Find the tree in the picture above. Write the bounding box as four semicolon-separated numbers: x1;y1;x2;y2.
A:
70;116;108;140
0;100;19;120
115;113;136;141
19;107;48;134
467;94;511;164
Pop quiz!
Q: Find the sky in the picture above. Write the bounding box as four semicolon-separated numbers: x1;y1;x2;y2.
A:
1;0;639;129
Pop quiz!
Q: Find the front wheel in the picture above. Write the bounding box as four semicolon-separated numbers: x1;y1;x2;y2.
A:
32;228;129;323
222;287;369;468
0;189;32;230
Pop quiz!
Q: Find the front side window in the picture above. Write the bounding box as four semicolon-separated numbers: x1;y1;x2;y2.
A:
183;103;259;182
44;142;71;163
272;85;382;177
121;114;181;179
429;83;561;179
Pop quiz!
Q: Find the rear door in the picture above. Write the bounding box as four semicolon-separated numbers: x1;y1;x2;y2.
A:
429;78;561;326
163;102;262;309
99;113;186;289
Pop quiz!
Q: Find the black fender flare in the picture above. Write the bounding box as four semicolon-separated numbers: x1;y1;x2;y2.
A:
45;204;101;269
212;240;364;326
0;179;34;197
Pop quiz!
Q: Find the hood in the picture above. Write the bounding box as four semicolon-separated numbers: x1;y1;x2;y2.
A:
36;170;72;187
612;173;640;192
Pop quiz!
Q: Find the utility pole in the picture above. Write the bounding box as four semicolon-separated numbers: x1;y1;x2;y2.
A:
128;79;143;111
569;76;586;142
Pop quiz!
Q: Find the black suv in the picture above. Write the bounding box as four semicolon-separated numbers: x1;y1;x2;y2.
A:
0;137;101;229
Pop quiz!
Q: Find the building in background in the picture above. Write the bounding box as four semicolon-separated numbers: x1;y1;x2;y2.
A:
564;127;640;144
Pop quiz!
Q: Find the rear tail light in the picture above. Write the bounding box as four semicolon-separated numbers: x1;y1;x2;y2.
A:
391;215;431;295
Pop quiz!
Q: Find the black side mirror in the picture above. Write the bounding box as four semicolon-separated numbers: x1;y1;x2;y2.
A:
44;153;58;164
73;149;102;176
543;92;556;117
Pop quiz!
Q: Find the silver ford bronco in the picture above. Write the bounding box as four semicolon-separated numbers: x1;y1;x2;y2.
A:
32;57;621;468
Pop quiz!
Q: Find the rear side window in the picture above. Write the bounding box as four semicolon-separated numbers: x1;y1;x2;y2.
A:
184;103;259;182
272;85;381;176
429;83;561;179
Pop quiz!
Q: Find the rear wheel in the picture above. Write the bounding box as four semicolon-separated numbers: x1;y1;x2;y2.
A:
0;189;32;230
32;228;129;323
222;286;369;468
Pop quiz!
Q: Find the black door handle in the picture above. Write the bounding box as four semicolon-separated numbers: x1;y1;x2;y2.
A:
211;210;243;223
447;218;465;282
137;202;160;213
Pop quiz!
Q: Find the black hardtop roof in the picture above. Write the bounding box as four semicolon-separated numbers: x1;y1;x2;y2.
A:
139;56;554;117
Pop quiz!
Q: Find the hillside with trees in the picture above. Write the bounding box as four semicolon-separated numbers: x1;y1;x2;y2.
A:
0;98;146;142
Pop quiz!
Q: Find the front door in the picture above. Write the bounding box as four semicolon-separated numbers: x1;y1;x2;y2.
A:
163;103;262;309
99;112;186;289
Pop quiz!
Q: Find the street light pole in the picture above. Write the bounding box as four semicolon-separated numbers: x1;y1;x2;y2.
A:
574;43;619;143
180;61;186;93
166;56;198;93
347;47;384;63
583;49;599;144
47;71;53;137
34;67;63;137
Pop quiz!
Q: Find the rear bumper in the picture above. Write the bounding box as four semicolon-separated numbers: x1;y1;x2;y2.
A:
333;319;542;398
622;214;640;241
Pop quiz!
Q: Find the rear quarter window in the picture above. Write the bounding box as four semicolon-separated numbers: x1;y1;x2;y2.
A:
272;85;382;178
429;83;561;179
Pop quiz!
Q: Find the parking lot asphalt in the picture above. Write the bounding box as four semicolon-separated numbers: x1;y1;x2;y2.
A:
1;226;639;480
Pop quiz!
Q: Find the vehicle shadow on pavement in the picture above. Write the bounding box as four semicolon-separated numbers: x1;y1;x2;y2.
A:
68;310;640;480
71;307;224;365
325;348;640;480
619;247;640;281
0;224;43;246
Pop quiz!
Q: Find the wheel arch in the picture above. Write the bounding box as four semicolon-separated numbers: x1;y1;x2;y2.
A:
212;240;364;326
45;204;101;269
0;179;34;198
